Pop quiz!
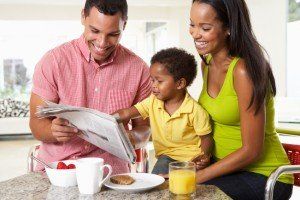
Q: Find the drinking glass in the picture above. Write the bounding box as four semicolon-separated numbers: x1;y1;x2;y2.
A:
169;161;196;199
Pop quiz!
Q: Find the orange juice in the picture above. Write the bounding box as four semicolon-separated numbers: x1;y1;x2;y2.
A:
169;169;196;195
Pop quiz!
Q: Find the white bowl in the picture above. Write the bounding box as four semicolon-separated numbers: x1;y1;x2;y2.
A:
45;160;77;187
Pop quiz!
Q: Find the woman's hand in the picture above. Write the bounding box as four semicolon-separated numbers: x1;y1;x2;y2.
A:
191;154;211;170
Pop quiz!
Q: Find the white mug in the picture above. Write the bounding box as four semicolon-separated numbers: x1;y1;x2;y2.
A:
76;157;112;195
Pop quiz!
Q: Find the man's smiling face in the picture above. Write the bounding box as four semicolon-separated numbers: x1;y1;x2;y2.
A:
82;7;126;64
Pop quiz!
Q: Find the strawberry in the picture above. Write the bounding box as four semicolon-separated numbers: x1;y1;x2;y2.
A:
57;161;68;169
67;164;76;169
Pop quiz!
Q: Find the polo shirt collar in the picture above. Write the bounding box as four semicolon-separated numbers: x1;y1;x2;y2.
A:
157;92;194;118
77;34;119;67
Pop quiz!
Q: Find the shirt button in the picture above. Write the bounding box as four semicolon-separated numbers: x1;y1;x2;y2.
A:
84;145;89;150
95;88;99;92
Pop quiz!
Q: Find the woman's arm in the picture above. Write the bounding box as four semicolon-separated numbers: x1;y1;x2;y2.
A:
196;59;265;183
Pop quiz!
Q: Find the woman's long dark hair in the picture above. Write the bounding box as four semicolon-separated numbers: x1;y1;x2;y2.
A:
193;0;276;114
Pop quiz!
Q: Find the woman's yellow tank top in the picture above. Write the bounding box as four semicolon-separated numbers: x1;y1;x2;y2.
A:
198;56;293;184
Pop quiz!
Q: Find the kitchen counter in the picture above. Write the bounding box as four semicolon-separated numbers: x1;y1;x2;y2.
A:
0;173;231;200
277;122;300;136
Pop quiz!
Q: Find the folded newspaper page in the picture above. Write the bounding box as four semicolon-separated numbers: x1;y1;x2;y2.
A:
36;100;136;163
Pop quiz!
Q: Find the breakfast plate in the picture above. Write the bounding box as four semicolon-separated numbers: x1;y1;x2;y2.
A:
104;173;165;193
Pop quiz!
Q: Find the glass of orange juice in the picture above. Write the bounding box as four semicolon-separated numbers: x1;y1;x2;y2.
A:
169;161;196;200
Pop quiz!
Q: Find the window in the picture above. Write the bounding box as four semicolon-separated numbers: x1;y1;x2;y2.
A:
0;20;82;103
276;0;300;123
145;22;168;64
0;19;172;134
287;0;300;97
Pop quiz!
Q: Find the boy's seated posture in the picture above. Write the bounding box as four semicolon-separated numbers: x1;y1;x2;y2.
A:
117;48;212;175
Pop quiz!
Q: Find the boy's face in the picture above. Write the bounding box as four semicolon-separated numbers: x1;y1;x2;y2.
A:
150;63;179;101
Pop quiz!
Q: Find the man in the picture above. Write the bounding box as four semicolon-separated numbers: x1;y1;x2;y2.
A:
30;0;151;174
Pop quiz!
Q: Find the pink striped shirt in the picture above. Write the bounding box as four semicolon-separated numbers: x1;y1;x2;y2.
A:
32;35;151;174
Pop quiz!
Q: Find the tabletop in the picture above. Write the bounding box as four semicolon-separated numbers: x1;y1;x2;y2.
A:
0;173;231;200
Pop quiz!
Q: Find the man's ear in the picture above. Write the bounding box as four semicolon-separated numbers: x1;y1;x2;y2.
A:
81;9;85;25
176;78;187;90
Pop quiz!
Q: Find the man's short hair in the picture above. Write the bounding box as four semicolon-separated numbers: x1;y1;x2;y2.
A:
150;47;197;87
83;0;128;20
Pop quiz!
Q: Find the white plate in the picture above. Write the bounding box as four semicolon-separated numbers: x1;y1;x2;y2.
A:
104;173;165;193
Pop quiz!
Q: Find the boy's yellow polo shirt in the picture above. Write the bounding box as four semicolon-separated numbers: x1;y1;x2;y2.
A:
134;92;211;161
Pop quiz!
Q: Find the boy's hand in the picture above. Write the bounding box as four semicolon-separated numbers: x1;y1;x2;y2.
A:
191;154;211;170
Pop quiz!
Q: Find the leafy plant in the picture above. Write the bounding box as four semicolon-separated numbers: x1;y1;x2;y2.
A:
289;0;300;22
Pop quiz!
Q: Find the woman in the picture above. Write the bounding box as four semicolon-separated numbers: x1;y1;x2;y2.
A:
189;0;293;199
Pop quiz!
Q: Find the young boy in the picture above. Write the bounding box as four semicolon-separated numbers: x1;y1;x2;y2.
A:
117;47;212;175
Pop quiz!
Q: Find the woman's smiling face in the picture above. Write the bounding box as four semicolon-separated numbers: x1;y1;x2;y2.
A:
189;2;229;55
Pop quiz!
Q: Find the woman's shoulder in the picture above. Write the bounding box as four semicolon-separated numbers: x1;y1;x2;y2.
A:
233;58;248;79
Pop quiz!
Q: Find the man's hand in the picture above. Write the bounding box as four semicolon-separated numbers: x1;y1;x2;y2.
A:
191;154;211;170
51;117;79;142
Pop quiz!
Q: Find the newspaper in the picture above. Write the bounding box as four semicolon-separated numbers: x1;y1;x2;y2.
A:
36;100;136;164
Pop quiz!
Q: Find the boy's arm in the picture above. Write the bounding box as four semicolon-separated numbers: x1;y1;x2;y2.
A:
200;133;213;156
191;103;213;170
192;134;213;170
117;106;141;122
116;107;151;149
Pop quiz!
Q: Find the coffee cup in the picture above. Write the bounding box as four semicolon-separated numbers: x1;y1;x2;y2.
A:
76;157;112;195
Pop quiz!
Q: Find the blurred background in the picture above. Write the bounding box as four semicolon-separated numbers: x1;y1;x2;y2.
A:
0;0;299;198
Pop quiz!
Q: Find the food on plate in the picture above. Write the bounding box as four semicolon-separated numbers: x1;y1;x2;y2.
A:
56;161;76;169
67;164;76;169
110;175;135;185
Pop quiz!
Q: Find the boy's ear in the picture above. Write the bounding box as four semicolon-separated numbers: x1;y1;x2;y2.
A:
176;78;187;90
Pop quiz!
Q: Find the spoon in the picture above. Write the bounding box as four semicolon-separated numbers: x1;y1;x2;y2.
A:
31;155;53;169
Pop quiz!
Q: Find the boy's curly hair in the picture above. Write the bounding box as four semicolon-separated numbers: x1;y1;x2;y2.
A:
150;47;197;87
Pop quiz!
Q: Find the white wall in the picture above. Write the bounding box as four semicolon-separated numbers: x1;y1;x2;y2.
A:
130;0;289;98
0;1;291;134
129;5;202;98
246;0;287;97
0;1;288;98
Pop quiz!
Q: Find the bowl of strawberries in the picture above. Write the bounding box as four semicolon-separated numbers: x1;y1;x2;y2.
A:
45;160;77;187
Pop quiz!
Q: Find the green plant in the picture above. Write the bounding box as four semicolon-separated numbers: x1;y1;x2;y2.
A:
289;0;300;22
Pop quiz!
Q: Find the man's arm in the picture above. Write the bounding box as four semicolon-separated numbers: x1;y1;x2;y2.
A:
29;93;79;143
